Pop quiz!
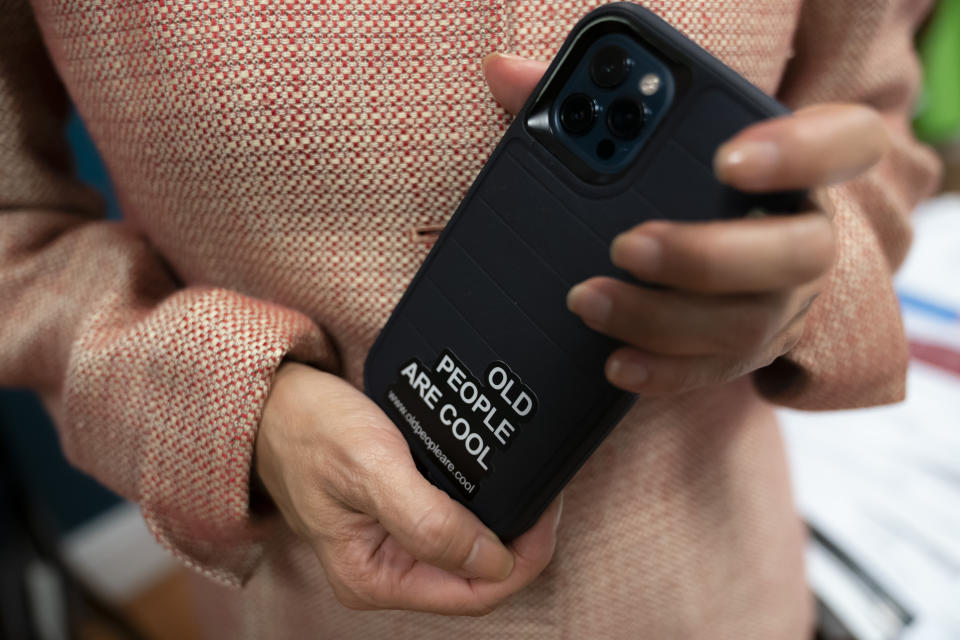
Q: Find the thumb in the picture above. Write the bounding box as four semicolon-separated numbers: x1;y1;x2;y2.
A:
368;455;516;581
483;53;548;115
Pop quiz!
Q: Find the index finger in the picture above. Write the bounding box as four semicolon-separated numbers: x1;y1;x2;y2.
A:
610;212;835;293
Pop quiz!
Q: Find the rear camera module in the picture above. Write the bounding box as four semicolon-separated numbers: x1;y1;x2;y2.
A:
590;45;631;88
524;28;675;181
606;98;645;139
559;93;596;135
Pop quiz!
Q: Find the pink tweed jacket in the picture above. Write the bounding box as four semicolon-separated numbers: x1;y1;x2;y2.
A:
0;0;940;637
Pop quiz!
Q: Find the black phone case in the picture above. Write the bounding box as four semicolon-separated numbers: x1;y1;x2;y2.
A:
364;3;805;539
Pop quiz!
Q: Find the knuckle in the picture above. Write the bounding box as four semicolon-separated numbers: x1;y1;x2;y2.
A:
348;437;396;477
414;506;453;541
326;462;373;509
412;504;463;563
338;438;400;507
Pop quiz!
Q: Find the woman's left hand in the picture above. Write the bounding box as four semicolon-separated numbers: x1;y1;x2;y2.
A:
483;53;891;396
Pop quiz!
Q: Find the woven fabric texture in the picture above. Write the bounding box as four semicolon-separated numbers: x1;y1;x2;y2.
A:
0;0;940;637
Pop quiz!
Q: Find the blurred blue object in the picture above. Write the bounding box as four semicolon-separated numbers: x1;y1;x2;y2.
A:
898;293;960;323
0;390;121;532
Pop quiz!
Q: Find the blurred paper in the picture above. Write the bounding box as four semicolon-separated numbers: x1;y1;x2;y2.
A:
780;194;960;640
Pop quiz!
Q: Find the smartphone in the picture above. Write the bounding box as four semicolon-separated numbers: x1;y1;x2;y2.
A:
363;2;805;540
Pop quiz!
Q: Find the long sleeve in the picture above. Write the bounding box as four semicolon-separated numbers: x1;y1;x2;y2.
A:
753;0;942;409
0;4;338;587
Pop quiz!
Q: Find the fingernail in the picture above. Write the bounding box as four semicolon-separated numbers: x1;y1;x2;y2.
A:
483;51;524;70
611;233;660;274
607;356;648;387
489;51;527;61
714;140;780;186
567;284;612;325
481;53;495;73
463;533;514;581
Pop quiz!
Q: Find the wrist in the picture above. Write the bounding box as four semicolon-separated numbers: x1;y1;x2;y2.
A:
250;360;304;518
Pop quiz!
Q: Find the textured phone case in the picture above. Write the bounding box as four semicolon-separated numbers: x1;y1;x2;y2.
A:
364;3;805;539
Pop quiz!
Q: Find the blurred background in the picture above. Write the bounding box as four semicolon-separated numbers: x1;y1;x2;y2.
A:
1;2;959;639
0;112;200;640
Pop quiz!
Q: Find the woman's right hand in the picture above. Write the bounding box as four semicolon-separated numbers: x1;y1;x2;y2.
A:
255;362;563;615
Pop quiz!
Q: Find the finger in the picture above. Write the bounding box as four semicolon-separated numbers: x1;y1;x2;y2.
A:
605;306;811;394
605;347;747;395
715;103;891;191
566;277;803;357
370;493;563;615
610;213;835;294
502;492;563;583
469;492;563;605
483;53;548;115
602;284;817;395
364;455;515;582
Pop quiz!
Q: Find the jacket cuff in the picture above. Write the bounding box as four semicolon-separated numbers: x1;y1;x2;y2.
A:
63;288;338;587
752;187;909;410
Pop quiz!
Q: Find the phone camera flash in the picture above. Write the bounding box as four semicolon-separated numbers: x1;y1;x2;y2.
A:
639;73;661;96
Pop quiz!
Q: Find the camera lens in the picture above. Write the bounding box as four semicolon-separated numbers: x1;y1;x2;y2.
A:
607;99;645;139
559;93;596;135
590;46;631;88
